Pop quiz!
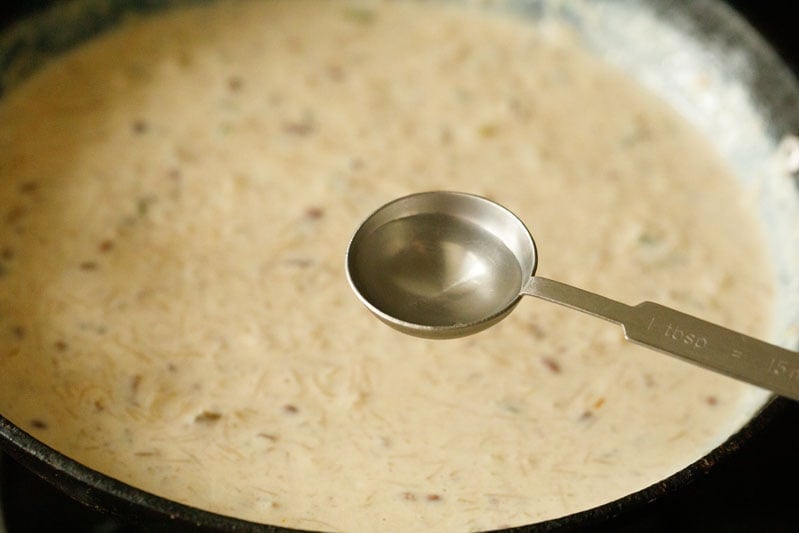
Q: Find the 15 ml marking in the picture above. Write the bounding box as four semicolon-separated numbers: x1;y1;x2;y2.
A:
767;358;799;380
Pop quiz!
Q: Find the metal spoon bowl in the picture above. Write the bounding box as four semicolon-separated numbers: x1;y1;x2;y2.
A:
346;190;799;402
346;191;535;338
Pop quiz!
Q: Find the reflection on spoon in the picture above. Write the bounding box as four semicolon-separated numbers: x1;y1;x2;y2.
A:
346;190;799;402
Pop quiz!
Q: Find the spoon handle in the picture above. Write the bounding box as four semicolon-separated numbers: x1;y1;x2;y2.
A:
523;276;799;401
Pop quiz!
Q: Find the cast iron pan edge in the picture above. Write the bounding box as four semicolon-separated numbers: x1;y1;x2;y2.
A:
0;398;791;532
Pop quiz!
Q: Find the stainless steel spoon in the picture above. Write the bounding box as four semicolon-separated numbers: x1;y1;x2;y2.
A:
346;190;799;401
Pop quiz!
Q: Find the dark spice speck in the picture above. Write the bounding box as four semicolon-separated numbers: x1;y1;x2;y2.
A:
137;195;157;216
527;321;547;339
305;206;324;219
30;419;48;430
6;205;26;224
282;120;315;136
541;357;561;373
134;450;160;457
325;64;345;82
227;76;244;92
195;411;223;423
18;181;38;194
130;374;142;394
132;119;149;134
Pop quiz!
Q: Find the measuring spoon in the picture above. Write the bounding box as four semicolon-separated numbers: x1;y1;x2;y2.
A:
345;190;799;401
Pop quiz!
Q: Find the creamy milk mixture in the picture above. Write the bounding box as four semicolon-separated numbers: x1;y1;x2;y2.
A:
0;1;775;531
